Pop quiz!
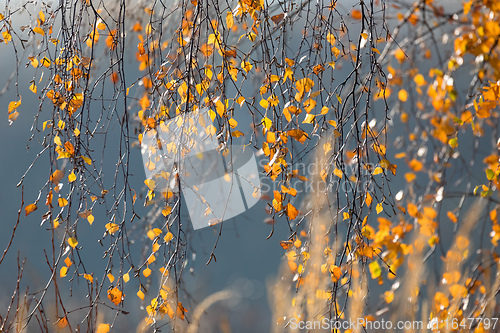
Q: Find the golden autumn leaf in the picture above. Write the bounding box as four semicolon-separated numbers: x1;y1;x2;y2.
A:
351;9;362;20
58;197;68;207
68;172;76;182
67;237;78;248
365;192;373;206
369;261;381;278
33;26;44;35
287;129;308;143
164;232;174;243
96;323;110;333
144;179;155;190
333;167;343;179
25;203;37;216
286;203;299;220
105;223;119;234
107;287;124;305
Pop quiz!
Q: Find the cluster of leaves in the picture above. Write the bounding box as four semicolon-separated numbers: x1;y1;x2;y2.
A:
2;0;500;331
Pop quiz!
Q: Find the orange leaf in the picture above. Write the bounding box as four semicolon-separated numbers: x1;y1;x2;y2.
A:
107;287;124;305
351;9;362;20
58;197;68;207
64;141;75;155
286;203;299;220
50;170;64;184
365;193;373;206
398;89;408;102
68;237;78;248
333;167;343;179
105;223;119;234
447;211;457;223
25;203;37;216
96;323;110;333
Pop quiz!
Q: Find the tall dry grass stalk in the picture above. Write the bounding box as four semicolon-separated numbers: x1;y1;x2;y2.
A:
186;289;234;333
269;136;350;332
440;198;486;333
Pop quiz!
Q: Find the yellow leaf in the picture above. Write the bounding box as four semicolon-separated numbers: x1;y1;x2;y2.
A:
25;203;37;216
384;291;394;303
58;198;68;207
8;99;21;113
105;223;119;234
266;131;276;143
286;203;299;220
395;49;406;63
164;232;174;243
96;323;110;333
447;211;457;223
123;273;130;283
64;257;72;267
29;82;37;94
398;89;408;102
143;267;151;277
107;274;115;283
147;254;156;264
68;237;78;248
414;74;426;86
232;130;244;137
326;32;336;45
373;166;383;175
33;26;45;36
259;98;269;109
80;156;92;165
137;289;145;300
84;274;94;283
228;118;238;128
236;96;245;106
29;57;39;68
60;266;68;277
365;193;372;206
205;125;216;136
343;212;349;220
262;117;272;131
68;172;76;182
333;167;343;179
2;30;12;43
302;114;315;124
144;179;155;190
323;142;332;155
226;11;234;29
369;261;381;278
162;206;172;216
107;287;124;305
50;169;64;184
376;203;383;214
87;214;94;225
